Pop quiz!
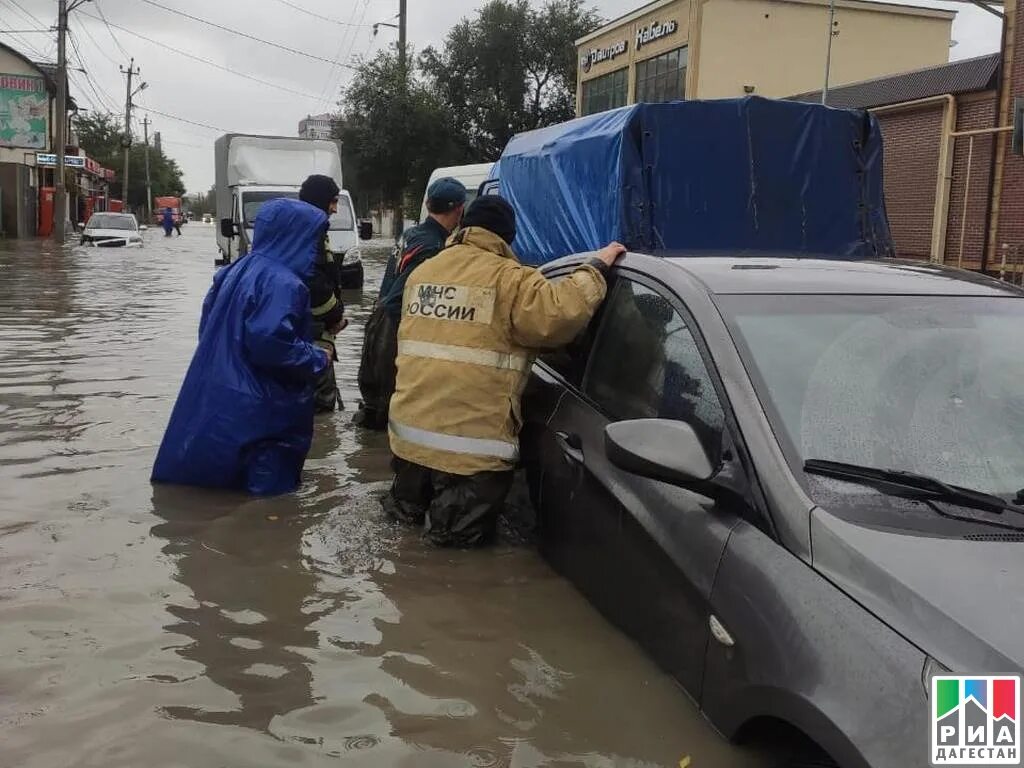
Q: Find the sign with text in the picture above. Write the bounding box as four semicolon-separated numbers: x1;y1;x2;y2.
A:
0;74;48;149
580;39;628;73
636;20;679;50
36;153;86;168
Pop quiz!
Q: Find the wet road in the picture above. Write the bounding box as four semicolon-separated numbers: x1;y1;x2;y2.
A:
0;225;767;767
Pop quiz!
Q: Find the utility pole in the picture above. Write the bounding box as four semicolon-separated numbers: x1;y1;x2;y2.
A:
54;0;69;242
142;115;153;225
821;0;836;105
119;59;139;206
394;0;408;239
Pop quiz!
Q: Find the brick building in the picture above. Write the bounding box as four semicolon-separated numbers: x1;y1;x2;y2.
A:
794;55;1000;269
793;2;1024;274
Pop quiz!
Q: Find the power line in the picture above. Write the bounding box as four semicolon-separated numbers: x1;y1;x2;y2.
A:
67;28;120;112
134;103;235;133
93;0;131;59
74;15;121;67
266;0;369;27
319;0;371;103
136;0;356;68
77;10;335;104
4;0;51;31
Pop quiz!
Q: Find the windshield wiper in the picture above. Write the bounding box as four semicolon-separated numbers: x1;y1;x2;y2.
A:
803;459;1015;514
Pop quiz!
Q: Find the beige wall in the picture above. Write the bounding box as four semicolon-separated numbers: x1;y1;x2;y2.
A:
695;0;953;99
576;0;953;113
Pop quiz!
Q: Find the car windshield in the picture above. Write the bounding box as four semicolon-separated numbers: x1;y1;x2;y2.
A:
88;215;136;231
719;294;1024;498
242;191;298;225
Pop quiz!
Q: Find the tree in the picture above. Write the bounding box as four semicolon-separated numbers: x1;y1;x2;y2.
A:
421;0;601;161
338;49;466;232
75;112;186;213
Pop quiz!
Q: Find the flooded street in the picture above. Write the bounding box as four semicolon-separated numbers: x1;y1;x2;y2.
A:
0;225;765;768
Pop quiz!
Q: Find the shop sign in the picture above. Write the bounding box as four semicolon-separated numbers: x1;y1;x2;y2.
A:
580;39;628;73
636;20;679;49
36;153;86;168
0;74;48;149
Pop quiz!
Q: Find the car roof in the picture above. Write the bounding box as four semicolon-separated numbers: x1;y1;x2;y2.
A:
656;255;1023;297
91;212;133;218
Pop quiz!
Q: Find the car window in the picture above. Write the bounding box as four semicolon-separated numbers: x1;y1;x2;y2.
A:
585;279;726;463
88;215;135;231
329;203;354;231
536;271;606;387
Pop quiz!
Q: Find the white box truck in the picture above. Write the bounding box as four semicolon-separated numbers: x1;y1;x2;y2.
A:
214;134;370;286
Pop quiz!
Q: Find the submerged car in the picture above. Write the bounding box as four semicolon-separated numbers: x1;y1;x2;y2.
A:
522;254;1024;768
81;213;143;247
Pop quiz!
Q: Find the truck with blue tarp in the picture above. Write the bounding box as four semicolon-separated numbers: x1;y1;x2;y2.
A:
490;97;893;266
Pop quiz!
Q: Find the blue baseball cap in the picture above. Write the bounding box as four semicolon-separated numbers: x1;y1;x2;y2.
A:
426;177;468;212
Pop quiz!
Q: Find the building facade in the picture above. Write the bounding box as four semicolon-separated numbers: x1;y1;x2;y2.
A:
575;0;954;116
298;113;335;140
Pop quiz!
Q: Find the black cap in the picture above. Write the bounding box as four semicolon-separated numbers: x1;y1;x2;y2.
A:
462;195;516;245
299;174;340;215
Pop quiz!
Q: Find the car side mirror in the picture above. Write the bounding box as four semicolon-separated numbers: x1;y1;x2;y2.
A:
220;218;236;238
358;220;373;241
139;224;148;231
605;419;714;487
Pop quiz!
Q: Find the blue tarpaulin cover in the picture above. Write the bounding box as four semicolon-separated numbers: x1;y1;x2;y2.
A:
496;97;893;265
152;197;329;496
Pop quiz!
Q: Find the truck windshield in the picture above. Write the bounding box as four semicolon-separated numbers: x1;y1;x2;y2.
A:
329;205;353;231
242;191;298;225
719;294;1024;498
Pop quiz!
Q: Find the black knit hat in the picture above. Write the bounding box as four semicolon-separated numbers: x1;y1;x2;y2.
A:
462;195;516;244
299;174;340;215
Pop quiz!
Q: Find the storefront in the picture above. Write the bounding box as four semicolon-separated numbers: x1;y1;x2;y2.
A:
575;0;954;117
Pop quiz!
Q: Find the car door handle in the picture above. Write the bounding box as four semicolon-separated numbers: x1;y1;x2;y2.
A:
555;431;584;463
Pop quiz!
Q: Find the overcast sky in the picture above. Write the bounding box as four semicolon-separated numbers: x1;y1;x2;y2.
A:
2;0;1004;193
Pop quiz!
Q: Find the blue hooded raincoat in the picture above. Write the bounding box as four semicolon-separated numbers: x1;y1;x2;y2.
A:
152;197;329;495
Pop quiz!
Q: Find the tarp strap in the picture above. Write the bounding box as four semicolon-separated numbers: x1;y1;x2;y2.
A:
312;294;339;317
390;420;520;461
397;340;528;372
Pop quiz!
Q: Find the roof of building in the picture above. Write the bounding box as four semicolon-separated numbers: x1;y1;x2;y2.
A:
790;53;1000;109
577;0;954;46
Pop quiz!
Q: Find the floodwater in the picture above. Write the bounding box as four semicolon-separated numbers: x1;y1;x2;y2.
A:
0;225;768;768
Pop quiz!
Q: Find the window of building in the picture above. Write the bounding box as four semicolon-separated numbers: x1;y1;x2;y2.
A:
584;279;725;462
581;67;629;116
635;46;687;104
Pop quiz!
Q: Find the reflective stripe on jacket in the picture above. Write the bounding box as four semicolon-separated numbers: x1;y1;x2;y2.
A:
388;226;607;475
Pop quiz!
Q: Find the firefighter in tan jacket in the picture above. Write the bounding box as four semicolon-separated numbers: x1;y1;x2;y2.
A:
384;195;625;547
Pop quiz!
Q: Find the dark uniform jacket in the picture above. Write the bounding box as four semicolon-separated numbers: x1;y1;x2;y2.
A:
306;228;345;347
356;216;450;428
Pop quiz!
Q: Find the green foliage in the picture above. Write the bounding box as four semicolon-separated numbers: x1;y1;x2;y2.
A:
338;49;467;224
75;112;186;210
337;0;598;224
421;0;601;160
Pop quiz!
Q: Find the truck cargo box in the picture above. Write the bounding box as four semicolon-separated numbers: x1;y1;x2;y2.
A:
495;97;893;265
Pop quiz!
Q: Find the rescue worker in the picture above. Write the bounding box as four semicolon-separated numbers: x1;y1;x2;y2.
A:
353;177;467;430
299;174;349;413
383;195;625;547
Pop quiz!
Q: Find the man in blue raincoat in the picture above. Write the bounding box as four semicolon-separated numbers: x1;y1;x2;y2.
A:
161;207;174;237
152;197;330;496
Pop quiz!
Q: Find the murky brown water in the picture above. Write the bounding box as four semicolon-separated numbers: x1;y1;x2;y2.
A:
0;225;767;767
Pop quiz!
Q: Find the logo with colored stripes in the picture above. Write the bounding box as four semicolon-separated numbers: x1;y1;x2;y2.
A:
932;676;1020;765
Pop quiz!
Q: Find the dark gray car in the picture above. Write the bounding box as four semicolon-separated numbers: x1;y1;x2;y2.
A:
520;254;1024;768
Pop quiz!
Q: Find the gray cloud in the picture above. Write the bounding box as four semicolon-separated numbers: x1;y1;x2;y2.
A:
6;0;1001;193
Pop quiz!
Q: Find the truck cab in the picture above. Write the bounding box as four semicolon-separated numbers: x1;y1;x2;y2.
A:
219;185;367;288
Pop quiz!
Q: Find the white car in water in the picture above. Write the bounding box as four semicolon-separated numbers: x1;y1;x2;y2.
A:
81;213;143;248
